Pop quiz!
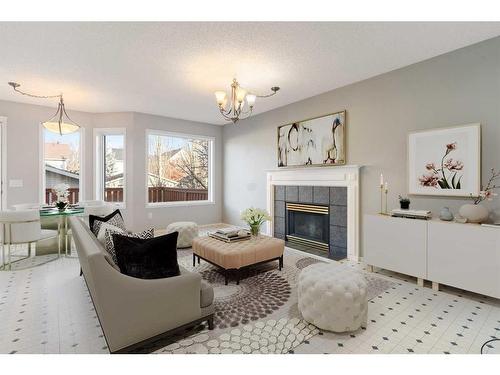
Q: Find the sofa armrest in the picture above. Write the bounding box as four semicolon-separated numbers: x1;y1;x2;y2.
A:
86;253;202;353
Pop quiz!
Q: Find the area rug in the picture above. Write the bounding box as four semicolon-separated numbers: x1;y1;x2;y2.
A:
129;235;397;354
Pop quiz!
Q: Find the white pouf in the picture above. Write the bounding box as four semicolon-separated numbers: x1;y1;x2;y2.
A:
298;262;368;332
166;221;199;248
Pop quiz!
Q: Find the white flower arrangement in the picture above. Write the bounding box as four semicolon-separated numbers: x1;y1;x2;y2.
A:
240;207;271;236
53;183;70;203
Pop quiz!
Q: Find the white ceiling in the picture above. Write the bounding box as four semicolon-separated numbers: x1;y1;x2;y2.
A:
0;22;499;125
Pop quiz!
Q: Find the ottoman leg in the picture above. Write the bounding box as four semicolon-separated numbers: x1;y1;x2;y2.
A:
193;254;196;267
224;271;229;285
198;256;200;265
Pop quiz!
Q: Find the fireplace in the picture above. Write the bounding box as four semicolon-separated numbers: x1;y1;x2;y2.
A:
286;203;329;253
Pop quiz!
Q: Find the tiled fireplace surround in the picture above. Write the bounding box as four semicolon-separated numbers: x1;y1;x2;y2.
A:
273;185;348;260
266;166;361;261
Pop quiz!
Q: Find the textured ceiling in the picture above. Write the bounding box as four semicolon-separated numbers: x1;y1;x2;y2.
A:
0;22;499;125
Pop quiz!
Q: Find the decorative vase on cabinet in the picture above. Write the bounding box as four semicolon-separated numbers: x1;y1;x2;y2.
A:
439;207;454;221
458;204;489;223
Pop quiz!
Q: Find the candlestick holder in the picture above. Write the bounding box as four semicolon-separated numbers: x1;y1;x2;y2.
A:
379;185;384;214
384;188;388;214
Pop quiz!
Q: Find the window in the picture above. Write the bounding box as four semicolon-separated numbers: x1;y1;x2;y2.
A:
146;131;213;205
42;128;82;205
94;129;125;205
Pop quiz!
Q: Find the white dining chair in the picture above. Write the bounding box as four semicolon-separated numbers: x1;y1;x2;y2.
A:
12;203;41;210
0;210;60;270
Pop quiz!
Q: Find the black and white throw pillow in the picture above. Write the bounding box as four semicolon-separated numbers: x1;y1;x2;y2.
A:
113;232;180;279
104;227;154;265
89;209;126;237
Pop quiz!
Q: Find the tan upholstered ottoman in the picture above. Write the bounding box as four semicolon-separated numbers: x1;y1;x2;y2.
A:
192;235;285;285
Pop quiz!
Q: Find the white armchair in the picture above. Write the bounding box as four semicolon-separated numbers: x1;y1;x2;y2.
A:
0;210;59;270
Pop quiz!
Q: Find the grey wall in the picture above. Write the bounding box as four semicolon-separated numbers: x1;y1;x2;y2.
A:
0;102;223;231
222;37;500;256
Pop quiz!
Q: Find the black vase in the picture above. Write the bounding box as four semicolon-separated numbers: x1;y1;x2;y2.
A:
400;201;410;210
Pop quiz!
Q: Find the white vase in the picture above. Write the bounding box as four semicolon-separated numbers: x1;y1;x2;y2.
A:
458;204;489;223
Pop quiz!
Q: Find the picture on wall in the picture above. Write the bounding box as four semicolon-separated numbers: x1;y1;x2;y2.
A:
277;110;346;167
408;123;481;197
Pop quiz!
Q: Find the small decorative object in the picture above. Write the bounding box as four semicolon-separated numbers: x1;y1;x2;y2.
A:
398;195;410;210
241;207;271;237
408;124;480;197
53;183;70;211
459;168;499;223
278;110;346;167
439;207;454;221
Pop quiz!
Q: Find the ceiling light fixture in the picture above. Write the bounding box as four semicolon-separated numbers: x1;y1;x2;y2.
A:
214;78;279;124
8;82;81;135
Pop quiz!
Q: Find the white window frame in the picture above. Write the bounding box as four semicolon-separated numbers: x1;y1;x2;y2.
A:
0;116;7;210
39;125;85;205
93;128;126;208
145;129;215;208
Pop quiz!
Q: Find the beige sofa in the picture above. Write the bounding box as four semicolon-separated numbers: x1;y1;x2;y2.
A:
69;216;214;353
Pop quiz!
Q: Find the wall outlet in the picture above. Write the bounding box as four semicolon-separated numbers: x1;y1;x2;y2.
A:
9;179;23;188
148;212;153;220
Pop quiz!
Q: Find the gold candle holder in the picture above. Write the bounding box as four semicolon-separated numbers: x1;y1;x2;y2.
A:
379;184;384;214
384;188;388;214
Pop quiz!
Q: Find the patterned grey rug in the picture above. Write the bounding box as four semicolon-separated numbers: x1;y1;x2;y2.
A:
135;245;397;354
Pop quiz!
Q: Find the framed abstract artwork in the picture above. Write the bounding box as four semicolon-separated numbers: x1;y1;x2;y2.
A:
277;110;346;167
408;123;481;197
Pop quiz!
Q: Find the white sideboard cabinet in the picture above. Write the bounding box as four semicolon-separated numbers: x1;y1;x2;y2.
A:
364;214;500;299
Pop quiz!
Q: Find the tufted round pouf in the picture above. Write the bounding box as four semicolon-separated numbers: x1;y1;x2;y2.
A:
166;221;199;248
298;262;368;332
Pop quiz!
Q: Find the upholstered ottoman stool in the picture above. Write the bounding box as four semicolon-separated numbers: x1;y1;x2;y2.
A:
298;262;368;332
166;221;199;248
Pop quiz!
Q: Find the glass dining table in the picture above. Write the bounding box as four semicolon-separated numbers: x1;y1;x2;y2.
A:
39;207;84;257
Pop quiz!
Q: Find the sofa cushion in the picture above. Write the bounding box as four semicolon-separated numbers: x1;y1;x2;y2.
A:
104;227;154;265
113;231;180;279
89;209;126;237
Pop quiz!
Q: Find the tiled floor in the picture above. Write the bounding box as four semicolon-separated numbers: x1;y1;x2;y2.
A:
0;247;499;354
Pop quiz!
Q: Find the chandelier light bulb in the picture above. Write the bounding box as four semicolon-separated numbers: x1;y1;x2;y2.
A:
246;94;256;107
235;87;247;103
214;91;227;106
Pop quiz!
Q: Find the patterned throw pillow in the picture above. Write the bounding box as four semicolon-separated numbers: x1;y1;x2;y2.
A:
104;227;154;265
89;209;126;237
96;221;125;245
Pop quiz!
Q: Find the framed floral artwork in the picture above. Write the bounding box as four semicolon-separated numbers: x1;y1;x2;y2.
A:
277;110;346;167
408;124;481;197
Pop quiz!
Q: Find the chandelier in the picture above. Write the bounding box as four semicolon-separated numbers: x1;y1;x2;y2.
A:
8;82;81;135
214;78;280;123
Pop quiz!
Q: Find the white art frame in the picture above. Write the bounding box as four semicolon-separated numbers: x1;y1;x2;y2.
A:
408;123;481;197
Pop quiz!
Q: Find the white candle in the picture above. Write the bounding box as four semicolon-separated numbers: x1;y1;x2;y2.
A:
380;174;384;187
384;182;388;192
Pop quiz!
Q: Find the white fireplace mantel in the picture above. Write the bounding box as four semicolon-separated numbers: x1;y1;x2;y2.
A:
266;165;362;261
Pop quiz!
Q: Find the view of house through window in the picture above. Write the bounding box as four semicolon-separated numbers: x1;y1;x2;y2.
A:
103;134;125;202
43;129;81;205
147;132;212;203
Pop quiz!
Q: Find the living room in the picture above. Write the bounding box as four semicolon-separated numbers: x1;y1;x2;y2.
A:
0;1;499;373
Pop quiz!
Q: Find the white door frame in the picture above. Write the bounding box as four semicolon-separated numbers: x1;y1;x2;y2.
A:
0;116;7;210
